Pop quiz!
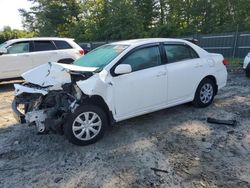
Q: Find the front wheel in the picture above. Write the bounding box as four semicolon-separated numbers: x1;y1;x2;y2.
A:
64;105;108;146
193;78;216;108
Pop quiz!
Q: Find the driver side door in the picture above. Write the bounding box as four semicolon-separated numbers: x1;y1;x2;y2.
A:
111;44;168;121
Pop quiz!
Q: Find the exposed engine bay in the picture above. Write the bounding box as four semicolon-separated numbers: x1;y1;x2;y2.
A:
12;64;95;134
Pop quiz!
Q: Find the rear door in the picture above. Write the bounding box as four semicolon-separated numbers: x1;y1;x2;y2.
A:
0;41;32;79
53;40;79;61
31;40;58;67
164;42;206;104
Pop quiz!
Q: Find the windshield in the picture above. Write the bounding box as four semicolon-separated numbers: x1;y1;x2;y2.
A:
74;44;129;70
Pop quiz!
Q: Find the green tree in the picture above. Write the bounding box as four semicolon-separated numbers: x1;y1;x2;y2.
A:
19;0;84;38
0;26;37;43
134;0;157;32
19;0;250;41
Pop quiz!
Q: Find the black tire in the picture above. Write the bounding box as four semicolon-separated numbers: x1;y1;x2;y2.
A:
192;78;216;108
64;105;108;146
246;69;250;77
245;63;250;77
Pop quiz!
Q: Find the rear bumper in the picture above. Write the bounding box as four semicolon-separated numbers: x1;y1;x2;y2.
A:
243;56;250;69
215;68;228;89
12;99;26;123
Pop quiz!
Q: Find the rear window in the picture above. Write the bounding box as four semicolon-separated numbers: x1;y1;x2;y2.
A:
34;41;56;51
54;40;73;49
164;44;199;63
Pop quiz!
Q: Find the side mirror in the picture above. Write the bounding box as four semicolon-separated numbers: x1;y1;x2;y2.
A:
114;64;132;75
0;48;7;55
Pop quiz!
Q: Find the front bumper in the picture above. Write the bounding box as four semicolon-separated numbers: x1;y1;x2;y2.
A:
12;99;26;123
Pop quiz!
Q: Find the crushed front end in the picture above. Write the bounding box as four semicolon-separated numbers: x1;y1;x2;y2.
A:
12;82;84;134
11;62;96;134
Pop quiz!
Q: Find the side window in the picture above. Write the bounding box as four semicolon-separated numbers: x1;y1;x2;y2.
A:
34;41;56;52
164;44;198;63
53;40;73;49
120;46;161;72
7;42;30;54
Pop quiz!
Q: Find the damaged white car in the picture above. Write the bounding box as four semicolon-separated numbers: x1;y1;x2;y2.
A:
12;38;228;145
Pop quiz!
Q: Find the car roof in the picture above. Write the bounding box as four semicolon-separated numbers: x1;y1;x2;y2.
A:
110;38;189;46
108;38;209;58
6;37;74;43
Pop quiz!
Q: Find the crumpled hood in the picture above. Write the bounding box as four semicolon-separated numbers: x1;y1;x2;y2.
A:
22;62;98;87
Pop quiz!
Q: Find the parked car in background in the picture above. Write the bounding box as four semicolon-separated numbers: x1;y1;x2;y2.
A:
243;52;250;77
0;37;83;81
78;42;91;54
12;38;227;145
78;42;109;54
183;38;199;45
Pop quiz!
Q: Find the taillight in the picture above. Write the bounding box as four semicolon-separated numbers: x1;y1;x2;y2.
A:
223;59;228;65
79;49;84;55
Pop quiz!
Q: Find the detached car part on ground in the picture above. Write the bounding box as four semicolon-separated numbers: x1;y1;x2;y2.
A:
12;38;228;146
243;52;250;77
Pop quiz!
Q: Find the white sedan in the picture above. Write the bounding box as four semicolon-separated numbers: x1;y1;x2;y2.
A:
12;38;228;145
243;52;250;77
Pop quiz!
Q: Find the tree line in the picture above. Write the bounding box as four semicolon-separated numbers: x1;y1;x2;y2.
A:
2;0;250;43
0;26;36;43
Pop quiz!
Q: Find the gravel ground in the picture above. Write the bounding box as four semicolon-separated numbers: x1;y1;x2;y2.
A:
0;70;249;188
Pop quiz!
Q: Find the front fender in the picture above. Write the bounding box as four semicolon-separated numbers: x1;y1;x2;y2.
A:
76;71;115;119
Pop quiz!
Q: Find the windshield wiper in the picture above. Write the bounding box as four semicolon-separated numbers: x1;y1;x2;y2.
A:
93;67;103;73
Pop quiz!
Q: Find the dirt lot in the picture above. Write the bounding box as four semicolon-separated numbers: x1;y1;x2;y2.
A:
0;69;249;188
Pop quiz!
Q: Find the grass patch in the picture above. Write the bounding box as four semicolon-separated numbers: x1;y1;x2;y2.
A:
226;57;243;65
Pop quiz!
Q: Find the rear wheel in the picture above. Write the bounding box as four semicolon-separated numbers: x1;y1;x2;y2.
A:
193;78;216;108
64;105;108;146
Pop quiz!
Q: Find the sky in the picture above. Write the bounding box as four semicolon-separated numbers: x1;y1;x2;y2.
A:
0;0;32;30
